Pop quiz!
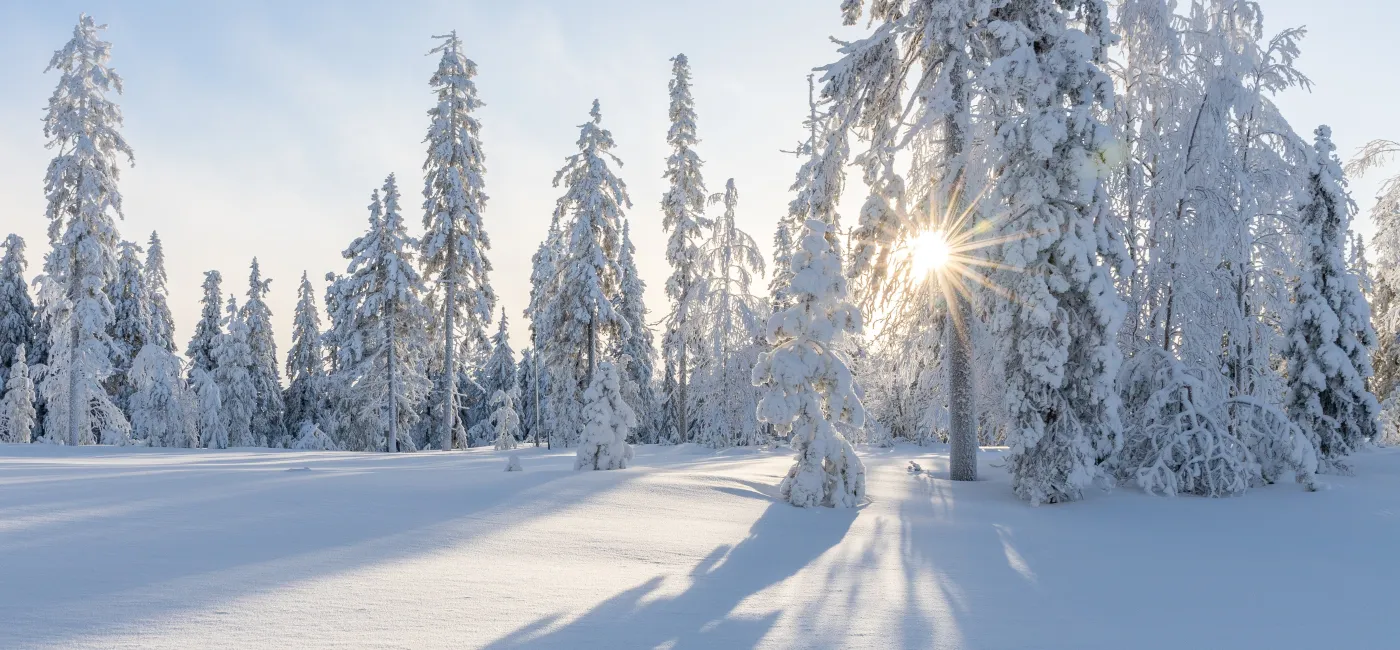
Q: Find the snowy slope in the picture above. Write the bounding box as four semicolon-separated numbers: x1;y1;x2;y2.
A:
2;442;1398;649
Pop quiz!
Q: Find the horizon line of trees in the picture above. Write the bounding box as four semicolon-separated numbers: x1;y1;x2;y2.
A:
4;4;1400;509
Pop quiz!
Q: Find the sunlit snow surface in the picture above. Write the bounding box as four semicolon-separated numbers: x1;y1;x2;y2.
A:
3;442;1398;649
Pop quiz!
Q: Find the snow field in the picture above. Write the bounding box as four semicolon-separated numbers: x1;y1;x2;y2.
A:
4;443;1399;649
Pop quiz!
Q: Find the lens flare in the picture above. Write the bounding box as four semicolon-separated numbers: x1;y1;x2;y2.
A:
910;229;952;277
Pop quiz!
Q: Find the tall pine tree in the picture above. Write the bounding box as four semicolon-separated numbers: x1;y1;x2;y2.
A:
187;270;224;381
611;221;660;443
332;178;431;452
542;101;632;448
660;54;709;445
284;272;326;435
108;240;152;415
421;31;494;451
214;295;258;447
144;231;175;352
985;0;1126;504
241;258;286;446
39;14;134;446
0;235;35;389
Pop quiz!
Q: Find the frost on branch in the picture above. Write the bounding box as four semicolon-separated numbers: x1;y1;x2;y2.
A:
754;219;866;508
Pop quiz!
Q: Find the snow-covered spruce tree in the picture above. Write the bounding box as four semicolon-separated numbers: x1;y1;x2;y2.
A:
491;389;522;450
284;272;326;436
754;220;866;508
40;14;134;446
0;346;37;443
1285;126;1381;468
480;307;517;414
982;0;1125;505
108;239;153;414
332;178;432;452
555;100;630;379
692;179;767;448
241;259;286;446
186;270;223;381
516;347;543;446
0;235;36;389
128;343;198;448
611;221;661;443
421;31;494;451
214;295;258;447
660;53;709;445
524;223;564;446
193;368;227;449
144;231;175;352
540;101;632;449
657;361;681;445
575;359;636;471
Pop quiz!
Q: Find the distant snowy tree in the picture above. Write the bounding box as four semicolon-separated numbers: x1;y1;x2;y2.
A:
128;343;197;448
284;272;326;435
0;235;36;389
108;240;152;414
144;231;175;352
692;179;767;448
331;178;431;452
1346;139;1400;429
193;368;227;449
516;347;543;446
611;221;661;443
754;220;866;508
1285;126;1381;468
480;308;517;409
491;389;521;450
241;258;287;446
660;54;709;446
524;224;564;447
186;270;223;381
421;31;494;451
40;15;134;446
34;276;130;446
554;100;630;377
575;359;635;471
290;420;337;451
0;346;37;443
538;101;632;448
214;295;258;447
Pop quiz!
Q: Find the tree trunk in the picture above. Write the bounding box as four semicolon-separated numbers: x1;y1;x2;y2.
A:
68;306;81;446
442;277;456;451
947;293;977;481
944;55;977;481
387;318;398;453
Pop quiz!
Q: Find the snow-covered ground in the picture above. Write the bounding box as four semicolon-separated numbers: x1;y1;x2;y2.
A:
2;442;1397;649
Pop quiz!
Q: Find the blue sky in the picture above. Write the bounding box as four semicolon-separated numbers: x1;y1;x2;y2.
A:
1;1;1396;356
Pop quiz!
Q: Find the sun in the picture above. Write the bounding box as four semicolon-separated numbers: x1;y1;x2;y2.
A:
909;229;952;277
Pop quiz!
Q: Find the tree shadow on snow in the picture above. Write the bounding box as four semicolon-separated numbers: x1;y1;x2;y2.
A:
0;447;640;647
484;499;858;650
